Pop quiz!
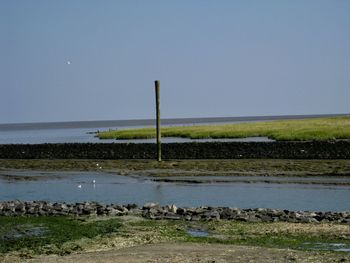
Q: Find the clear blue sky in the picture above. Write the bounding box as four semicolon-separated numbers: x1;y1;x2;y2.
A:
1;0;349;124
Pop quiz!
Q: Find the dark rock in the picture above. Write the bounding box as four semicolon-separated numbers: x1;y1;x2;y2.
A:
256;214;273;222
202;210;220;220
15;202;26;213
176;207;186;215
267;209;285;217
191;207;207;215
219;208;244;220
126;203;138;210
341;218;350;223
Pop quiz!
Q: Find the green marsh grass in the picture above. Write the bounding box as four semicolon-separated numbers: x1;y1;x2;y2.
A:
97;116;350;141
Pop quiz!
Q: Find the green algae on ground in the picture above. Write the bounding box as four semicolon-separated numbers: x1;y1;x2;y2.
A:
1;216;349;258
0;216;122;255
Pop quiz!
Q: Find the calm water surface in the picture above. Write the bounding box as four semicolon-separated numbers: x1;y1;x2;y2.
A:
1;171;349;211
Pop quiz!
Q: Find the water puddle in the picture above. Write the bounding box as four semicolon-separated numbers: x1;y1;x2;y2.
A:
1;225;47;241
187;229;209;237
302;242;350;253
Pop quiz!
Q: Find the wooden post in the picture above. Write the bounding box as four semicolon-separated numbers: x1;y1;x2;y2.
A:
155;80;161;161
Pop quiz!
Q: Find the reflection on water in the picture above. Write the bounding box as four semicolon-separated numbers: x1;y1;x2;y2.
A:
1;171;350;211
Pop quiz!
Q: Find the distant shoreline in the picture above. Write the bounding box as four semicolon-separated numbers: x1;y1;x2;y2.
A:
0;113;349;131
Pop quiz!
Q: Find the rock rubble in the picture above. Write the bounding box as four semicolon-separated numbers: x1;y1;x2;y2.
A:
1;141;350;159
1;201;349;223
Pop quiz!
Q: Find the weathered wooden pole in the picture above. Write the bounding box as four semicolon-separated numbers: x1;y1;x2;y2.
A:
155;80;161;161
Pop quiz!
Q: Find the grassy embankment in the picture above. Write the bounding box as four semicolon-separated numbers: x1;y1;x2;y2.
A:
97;116;350;141
1;216;349;258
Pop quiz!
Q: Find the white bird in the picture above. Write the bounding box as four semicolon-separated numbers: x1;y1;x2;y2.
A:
67;61;71;65
77;184;82;188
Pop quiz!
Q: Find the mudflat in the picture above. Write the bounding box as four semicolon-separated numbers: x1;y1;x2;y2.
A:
1;159;350;178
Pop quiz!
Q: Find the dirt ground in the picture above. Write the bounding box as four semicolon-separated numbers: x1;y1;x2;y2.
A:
2;243;349;263
1;159;350;178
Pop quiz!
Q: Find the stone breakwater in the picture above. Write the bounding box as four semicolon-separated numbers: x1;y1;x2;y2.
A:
1;201;350;223
0;141;349;159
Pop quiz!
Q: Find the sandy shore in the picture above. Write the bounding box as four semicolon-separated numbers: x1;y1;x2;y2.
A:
2;242;349;263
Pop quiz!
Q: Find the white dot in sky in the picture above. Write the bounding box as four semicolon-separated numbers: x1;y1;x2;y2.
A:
67;61;71;65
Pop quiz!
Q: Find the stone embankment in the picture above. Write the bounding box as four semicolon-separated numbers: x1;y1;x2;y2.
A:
1;201;350;223
0;141;350;159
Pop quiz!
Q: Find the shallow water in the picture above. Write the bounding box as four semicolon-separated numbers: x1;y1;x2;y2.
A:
1;171;349;211
302;242;350;253
0;126;274;144
187;229;209;237
0;127;117;144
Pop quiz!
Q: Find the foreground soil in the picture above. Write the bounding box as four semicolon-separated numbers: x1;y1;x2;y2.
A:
1;216;350;263
2;243;349;263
